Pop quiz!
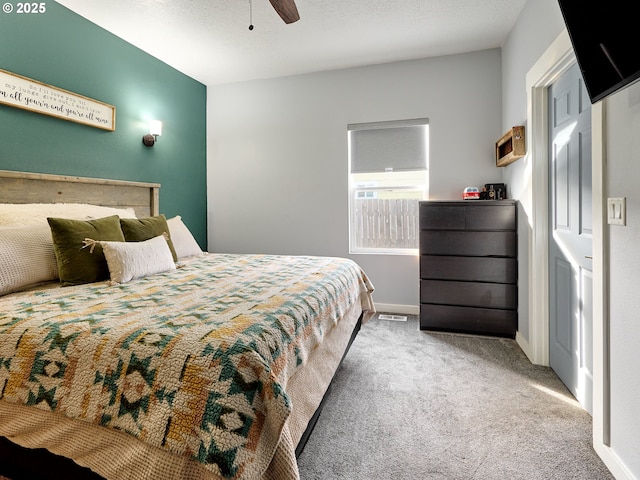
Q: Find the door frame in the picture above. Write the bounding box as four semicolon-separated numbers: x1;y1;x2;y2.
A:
523;29;576;367
522;29;627;477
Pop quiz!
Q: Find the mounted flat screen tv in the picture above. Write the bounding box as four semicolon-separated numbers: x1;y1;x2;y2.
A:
558;1;640;104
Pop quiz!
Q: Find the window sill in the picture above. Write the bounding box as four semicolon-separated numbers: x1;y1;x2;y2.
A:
350;248;418;256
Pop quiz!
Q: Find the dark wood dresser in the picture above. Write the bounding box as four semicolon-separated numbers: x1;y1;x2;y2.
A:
419;200;517;338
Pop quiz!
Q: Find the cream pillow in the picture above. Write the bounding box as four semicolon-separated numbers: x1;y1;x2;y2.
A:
100;234;175;284
0;203;137;227
167;215;203;259
0;224;58;295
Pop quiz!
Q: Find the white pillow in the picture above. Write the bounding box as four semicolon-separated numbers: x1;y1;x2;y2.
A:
0;224;58;295
0;203;137;227
100;235;175;284
167;215;203;259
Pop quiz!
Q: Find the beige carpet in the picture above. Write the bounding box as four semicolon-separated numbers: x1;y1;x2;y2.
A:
297;314;614;480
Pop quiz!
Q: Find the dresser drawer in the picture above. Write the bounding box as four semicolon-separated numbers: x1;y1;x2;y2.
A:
419;231;516;257
419;205;466;230
419;202;516;231
420;304;517;337
420;279;517;309
465;204;516;230
420;256;517;283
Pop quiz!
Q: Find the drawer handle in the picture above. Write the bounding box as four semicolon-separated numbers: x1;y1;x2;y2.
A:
585;255;593;259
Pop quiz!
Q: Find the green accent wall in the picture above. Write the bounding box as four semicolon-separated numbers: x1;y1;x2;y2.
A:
0;1;207;247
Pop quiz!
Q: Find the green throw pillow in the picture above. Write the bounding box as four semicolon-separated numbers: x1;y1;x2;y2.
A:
47;215;125;286
119;214;177;261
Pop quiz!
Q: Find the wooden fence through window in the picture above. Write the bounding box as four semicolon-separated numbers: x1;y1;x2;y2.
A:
352;198;419;249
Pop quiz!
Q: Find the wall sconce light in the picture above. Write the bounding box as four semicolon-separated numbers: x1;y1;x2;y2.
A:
142;120;162;147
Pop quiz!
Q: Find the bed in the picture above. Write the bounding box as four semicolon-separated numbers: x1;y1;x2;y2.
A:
0;170;375;480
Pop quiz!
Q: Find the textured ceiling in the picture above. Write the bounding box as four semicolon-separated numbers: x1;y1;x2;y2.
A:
56;0;527;86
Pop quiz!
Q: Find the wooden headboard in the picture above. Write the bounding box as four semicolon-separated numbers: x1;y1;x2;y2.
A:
0;170;160;217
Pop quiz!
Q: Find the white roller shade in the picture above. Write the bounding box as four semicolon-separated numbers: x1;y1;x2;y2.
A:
349;118;428;174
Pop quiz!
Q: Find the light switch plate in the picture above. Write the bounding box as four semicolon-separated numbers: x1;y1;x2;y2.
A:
607;197;626;225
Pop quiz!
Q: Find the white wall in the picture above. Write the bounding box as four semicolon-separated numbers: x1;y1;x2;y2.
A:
500;0;564;347
207;50;502;310
502;0;640;477
605;83;640;476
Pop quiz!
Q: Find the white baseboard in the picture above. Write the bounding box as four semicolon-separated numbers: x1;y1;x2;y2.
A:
515;331;534;363
374;303;420;315
595;442;638;480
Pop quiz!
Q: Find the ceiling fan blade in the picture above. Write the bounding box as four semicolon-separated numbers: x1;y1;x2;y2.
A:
269;0;300;24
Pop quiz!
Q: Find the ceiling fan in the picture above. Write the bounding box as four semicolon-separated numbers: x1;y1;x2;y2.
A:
269;0;300;24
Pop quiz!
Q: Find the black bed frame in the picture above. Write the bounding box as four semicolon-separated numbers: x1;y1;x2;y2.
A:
0;316;362;480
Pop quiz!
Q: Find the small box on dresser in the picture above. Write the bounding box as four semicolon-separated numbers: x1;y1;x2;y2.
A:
419;200;517;338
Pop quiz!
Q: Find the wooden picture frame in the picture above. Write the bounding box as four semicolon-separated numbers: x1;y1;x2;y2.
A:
0;69;115;131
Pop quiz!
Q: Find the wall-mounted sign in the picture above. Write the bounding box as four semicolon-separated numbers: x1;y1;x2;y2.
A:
0;69;115;131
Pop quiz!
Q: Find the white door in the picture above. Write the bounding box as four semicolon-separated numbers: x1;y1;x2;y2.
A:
548;62;593;414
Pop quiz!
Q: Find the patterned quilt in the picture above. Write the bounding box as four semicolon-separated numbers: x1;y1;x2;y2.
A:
0;253;375;479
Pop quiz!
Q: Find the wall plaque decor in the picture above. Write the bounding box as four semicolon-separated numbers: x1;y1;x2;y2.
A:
0;69;115;131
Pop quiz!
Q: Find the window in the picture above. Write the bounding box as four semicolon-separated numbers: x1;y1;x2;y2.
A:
348;119;429;254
